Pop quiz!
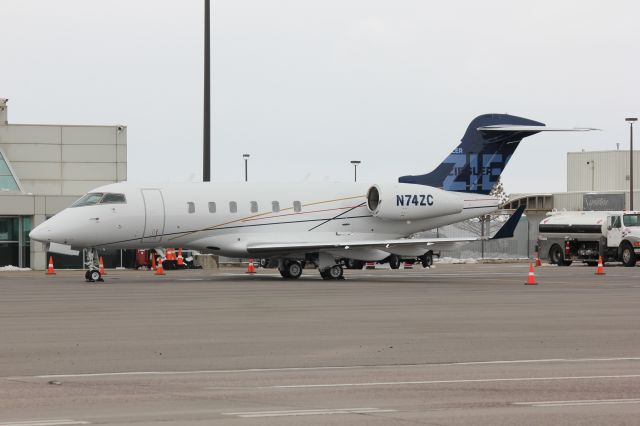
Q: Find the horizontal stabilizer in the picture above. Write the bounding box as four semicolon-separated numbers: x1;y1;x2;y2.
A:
491;206;525;240
478;125;599;133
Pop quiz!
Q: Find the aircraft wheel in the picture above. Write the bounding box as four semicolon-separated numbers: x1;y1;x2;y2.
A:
279;268;290;278
421;251;433;268
87;270;102;283
389;255;401;269
285;261;303;279
328;265;343;279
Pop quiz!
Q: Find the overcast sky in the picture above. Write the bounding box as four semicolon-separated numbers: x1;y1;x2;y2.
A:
2;0;638;193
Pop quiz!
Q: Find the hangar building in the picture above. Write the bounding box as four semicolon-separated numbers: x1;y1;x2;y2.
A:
0;98;126;270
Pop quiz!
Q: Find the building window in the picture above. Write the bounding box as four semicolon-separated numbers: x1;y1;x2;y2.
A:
272;201;280;213
187;202;195;214
0;149;21;192
229;201;238;213
208;202;216;213
250;201;258;213
293;201;302;213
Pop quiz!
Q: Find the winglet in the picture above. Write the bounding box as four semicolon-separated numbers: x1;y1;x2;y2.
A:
491;206;526;240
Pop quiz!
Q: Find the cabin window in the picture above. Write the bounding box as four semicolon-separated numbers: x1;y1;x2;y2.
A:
229;201;238;213
208;202;216;213
272;201;280;213
293;201;302;213
101;193;126;204
250;201;258;213
187;202;195;214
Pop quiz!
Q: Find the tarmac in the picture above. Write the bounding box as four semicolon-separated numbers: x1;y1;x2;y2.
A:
1;262;640;425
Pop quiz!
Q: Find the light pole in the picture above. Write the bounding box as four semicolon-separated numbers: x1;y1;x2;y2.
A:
203;0;211;182
350;160;361;182
243;154;250;182
627;118;637;210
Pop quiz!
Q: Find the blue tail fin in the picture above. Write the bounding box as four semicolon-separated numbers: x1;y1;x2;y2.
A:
399;114;545;194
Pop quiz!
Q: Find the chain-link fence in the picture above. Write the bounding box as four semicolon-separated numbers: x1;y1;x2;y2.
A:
415;214;531;259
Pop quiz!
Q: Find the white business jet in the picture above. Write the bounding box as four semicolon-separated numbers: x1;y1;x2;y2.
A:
29;113;593;281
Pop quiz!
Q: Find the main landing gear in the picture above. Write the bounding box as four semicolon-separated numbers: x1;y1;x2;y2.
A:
319;264;344;280
84;248;103;283
279;260;304;279
276;255;345;280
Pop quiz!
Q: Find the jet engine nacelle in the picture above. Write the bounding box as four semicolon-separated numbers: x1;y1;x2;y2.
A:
366;183;464;221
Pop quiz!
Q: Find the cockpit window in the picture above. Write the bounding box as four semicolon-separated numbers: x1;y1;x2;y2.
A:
101;193;126;204
71;192;127;207
71;193;104;207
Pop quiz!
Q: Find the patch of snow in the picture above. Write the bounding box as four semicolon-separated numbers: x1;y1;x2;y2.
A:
0;265;32;271
435;257;479;264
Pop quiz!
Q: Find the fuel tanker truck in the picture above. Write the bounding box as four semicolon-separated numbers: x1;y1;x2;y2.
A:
538;211;640;267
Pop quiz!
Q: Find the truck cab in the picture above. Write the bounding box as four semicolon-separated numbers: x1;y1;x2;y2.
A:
538;211;640;267
607;213;640;266
606;214;623;248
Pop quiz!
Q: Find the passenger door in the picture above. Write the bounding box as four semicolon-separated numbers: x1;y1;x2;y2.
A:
607;215;623;248
141;189;165;243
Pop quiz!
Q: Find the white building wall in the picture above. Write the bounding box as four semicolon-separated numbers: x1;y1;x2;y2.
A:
0;99;127;270
0;124;126;196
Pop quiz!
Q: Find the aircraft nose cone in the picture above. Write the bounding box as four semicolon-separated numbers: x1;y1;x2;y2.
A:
29;223;49;242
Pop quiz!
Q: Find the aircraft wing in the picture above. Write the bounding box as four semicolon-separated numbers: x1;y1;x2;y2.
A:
477;125;598;132
247;206;525;255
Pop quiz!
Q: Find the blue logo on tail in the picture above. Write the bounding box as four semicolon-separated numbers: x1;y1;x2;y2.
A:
399;114;545;194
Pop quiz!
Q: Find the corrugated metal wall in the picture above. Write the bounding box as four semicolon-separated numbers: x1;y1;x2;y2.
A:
567;151;639;192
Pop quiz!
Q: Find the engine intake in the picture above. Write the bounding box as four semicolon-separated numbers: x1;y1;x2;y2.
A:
366;183;464;221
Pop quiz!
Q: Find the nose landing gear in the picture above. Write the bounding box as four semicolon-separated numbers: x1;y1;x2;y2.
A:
84;248;104;283
84;269;102;283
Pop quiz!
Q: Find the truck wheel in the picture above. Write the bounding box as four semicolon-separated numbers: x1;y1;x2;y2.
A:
620;243;636;267
549;244;572;266
549;244;563;265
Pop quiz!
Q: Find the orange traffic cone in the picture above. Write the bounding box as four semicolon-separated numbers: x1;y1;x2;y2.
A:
246;258;256;274
155;257;166;275
150;255;156;271
403;261;413;269
46;256;56;275
365;262;376;269
177;248;184;267
535;251;542;267
99;256;106;275
525;260;537;285
595;255;606;275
